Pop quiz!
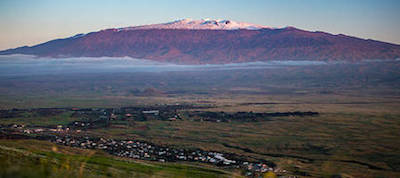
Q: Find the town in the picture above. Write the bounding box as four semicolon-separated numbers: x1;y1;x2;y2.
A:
0;106;311;177
0;123;288;177
0;106;319;126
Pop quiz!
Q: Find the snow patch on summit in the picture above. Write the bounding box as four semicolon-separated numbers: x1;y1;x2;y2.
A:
117;19;271;31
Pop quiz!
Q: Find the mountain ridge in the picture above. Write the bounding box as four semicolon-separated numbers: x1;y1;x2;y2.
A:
1;19;400;64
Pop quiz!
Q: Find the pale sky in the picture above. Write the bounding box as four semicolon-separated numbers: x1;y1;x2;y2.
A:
0;0;399;50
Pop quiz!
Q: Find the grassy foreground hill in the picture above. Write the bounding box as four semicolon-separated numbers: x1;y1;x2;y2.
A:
0;139;234;178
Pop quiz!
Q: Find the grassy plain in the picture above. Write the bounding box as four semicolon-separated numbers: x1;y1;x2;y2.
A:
1;61;400;177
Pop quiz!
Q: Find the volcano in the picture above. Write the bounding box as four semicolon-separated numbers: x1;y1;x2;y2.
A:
1;19;399;64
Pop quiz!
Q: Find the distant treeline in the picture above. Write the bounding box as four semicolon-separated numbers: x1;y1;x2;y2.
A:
187;111;319;122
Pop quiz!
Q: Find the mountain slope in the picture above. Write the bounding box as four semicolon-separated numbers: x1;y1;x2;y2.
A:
1;19;400;64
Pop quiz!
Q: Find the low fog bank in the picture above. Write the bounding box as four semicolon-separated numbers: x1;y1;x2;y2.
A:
0;54;399;100
0;54;397;76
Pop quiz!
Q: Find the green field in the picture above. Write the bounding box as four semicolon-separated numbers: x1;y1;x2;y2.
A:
1;92;399;177
0;139;234;178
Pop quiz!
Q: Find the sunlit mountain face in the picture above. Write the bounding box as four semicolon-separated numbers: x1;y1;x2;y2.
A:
1;19;399;64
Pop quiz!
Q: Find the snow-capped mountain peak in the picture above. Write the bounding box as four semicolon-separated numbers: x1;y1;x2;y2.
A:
118;18;270;31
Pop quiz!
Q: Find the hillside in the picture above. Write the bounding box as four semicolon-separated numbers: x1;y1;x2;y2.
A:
1;19;400;64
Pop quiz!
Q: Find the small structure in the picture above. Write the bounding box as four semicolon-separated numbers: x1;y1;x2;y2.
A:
34;128;44;132
142;110;159;115
23;129;31;134
110;114;118;120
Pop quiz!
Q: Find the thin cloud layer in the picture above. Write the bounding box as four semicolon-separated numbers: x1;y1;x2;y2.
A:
0;54;334;76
